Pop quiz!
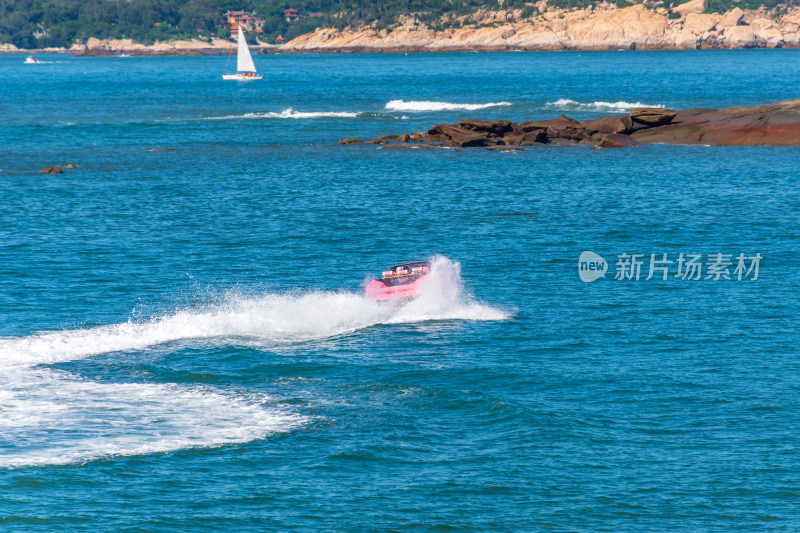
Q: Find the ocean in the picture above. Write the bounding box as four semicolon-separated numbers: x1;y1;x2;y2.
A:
1;50;799;531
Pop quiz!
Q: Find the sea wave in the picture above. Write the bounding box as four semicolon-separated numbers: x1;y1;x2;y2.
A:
544;99;665;113
0;256;507;468
385;99;513;112
204;108;361;120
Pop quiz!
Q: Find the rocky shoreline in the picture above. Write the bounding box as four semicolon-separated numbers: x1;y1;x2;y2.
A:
286;2;800;52
339;100;800;150
4;2;800;55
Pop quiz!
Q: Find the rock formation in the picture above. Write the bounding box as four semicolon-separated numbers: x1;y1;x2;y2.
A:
284;3;800;52
341;99;800;150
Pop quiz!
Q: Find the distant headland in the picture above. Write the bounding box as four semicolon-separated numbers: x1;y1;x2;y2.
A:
3;0;800;55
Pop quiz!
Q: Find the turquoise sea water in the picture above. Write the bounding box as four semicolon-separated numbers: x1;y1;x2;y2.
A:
1;50;799;531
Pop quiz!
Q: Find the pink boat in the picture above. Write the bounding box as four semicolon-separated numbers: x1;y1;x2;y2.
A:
365;261;430;302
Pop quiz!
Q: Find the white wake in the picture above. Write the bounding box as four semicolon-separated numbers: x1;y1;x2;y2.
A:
0;256;507;468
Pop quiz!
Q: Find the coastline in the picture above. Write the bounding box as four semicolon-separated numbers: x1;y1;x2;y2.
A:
4;3;800;56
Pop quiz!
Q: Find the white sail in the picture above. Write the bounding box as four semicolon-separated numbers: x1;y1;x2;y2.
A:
236;26;257;73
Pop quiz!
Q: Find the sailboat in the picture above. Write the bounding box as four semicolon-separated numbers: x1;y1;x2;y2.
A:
223;26;262;81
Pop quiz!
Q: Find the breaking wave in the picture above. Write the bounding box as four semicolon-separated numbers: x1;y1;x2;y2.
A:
204;108;361;120
545;99;665;113
0;256;507;468
385;99;513;112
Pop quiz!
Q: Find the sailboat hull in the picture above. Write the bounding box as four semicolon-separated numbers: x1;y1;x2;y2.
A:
223;73;263;81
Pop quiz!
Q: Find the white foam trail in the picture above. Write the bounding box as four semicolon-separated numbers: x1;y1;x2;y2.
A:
0;367;302;468
0;256;506;468
0;257;507;367
545;99;665;113
385;99;513;112
204;108;360;120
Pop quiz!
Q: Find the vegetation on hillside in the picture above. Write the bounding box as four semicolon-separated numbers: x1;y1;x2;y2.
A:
0;0;798;49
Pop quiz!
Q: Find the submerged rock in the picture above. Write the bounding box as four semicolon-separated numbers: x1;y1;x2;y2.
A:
593;133;643;149
366;134;410;144
40;167;63;174
338;138;364;144
380;143;438;149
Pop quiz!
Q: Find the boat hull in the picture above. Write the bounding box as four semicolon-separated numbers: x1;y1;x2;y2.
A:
222;73;263;81
365;276;428;302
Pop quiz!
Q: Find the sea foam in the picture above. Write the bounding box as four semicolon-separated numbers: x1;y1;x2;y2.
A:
545;99;665;113
385;99;513;112
204;108;361;120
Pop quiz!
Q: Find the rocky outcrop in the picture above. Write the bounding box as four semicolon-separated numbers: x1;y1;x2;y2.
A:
282;4;800;52
630;108;678;126
40;167;63;173
581;115;634;134
630;99;800;145
5;4;800;55
592;133;643;149
341;99;800;150
673;0;708;18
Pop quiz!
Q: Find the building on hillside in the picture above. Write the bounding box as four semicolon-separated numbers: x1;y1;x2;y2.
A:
276;35;286;43
283;9;299;22
224;11;265;32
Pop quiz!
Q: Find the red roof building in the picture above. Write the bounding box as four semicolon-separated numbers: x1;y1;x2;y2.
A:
283;8;299;22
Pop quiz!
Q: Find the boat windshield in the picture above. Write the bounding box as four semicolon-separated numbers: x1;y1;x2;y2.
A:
382;272;425;286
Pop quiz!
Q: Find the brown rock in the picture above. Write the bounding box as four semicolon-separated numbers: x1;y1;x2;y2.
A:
64;164;79;169
40;167;63;174
420;133;449;143
459;119;515;136
428;123;486;138
521;115;591;141
631;99;800;146
504;130;548;145
594;133;643;149
444;134;490;148
338;138;364;144
581;114;634;134
630;108;678;126
426;123;490;147
366;134;410;144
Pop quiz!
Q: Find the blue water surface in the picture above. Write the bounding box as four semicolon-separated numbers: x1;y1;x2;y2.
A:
1;50;799;531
